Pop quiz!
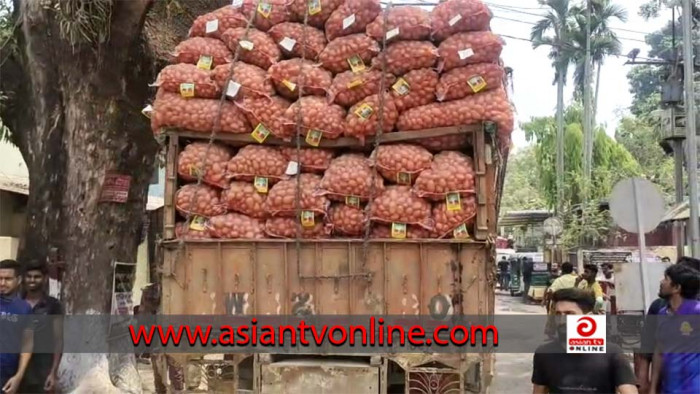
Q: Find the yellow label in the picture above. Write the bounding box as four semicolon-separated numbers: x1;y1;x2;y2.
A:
467;75;487;93
179;83;195;97
347;78;364;89
257;2;272;18
251;123;271;143
345;195;361;208
392;77;410;96
188;164;202;178
446;192;462;212
354;103;374;120
190;216;207;231
301;210;315;227
308;0;321;15
254;176;269;194
347;54;366;73
196;55;213;70
282;79;297;92
396;172;411;185
453;223;470;239
305;129;323;147
391;223;407;239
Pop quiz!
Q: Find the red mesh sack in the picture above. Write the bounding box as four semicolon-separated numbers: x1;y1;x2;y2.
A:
240;0;293;31
366;7;431;42
437;32;503;72
220;27;281;69
172;38;232;68
153;64;221;99
319;154;384;201
175;184;227;218
430;0;492;42
211;62;275;99
318;34;380;74
391;68;439;113
268;59;332;99
345;93;398;144
175;222;212;240
268;22;327;60
282;96;346;140
325;0;381;40
329;203;365;236
150;91;251;134
328;69;396;107
416;134;470;152
436;63;505;101
369;185;433;229
188;6;247;39
279;147;335;173
221;181;268;218
208;213;266;239
414;151;476;201
177;142;232;189
432;195;477;239
226;145;288;183
236;96;292;140
371;41;437;76
373;144;433;185
290;0;344;28
264;173;329;217
371;224;430;239
265;217;330;238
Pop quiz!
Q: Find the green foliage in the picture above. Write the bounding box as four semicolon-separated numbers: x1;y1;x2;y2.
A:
53;0;113;47
501;146;547;213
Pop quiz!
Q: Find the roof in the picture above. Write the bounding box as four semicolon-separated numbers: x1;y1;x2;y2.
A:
662;201;690;222
499;210;553;227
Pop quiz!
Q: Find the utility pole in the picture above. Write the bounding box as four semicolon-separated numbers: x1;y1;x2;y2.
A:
682;0;700;258
556;67;565;216
582;0;593;205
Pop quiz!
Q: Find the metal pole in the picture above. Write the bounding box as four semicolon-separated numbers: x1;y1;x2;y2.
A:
582;0;593;203
674;139;686;259
556;69;565;215
682;0;700;258
632;179;650;312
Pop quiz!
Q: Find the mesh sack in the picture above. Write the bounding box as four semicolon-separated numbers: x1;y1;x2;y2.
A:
369;185;433;230
370;224;431;239
268;22;327;60
430;0;492;41
282;96;347;140
324;0;381;41
391;68;439;113
432;195;477;239
373;144;433;185
221;181;268;218
345;93;398;144
264;173;329;217
175;184;227;218
240;0;294;31
279;147;335;173
436;63;505;101
265;217;331;238
172;38;232;68
150;91;251;134
220;27;282;69
226;145;289;183
414;151;476;201
208;213;266;239
268;59;332;99
211;62;275;99
371;41;437;76
319;153;384;201
416;134;470;152
328;203;365;236
290;0;344;28
328;69;396;107
188;6;248;39
366;6;431;42
175;222;212;240
437;31;503;72
236;96;292;140
318;33;380;74
153;64;221;99
177;142;232;189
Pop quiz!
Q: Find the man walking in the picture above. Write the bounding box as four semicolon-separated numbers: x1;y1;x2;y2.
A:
576;263;605;313
0;259;33;394
498;256;510;290
543;262;577;337
21;262;63;393
522;257;534;302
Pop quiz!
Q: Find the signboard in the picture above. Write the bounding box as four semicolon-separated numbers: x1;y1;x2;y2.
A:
100;173;131;203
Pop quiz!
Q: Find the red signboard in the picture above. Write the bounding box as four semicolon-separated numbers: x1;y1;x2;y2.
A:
100;173;131;203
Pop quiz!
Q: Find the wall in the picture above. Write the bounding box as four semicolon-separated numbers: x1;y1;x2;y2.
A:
0;191;26;238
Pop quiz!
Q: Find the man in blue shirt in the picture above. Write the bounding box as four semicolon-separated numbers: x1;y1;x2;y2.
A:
0;259;34;394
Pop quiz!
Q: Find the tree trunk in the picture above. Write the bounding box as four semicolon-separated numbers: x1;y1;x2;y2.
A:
1;1;158;391
555;66;566;215
593;61;601;127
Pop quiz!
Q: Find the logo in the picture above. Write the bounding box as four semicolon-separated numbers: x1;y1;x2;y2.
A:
566;315;606;353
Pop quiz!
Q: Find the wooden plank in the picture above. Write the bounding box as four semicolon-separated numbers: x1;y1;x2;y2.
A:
163;135;179;240
473;127;488;240
161;238;487;247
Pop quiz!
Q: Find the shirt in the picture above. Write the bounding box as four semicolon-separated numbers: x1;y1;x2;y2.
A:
532;341;636;393
578;280;604;299
548;273;578;293
656;299;700;394
0;295;32;374
23;294;63;386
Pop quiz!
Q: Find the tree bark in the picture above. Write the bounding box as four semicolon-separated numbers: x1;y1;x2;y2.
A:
593;61;601;128
555;65;566;215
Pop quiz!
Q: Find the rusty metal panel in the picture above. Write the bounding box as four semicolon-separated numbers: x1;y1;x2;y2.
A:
260;359;379;394
385;244;422;315
221;243;256;315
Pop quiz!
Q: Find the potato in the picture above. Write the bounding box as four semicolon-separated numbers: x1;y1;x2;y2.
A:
370;224;431;239
211;62;276;98
290;0;344;28
240;0;293;31
220;27;281;69
268;59;333;99
188;6;248;39
371;41;437;75
236;96;292;140
282;96;347;140
151;91;252;134
366;7;431;42
264;173;329;217
268;22;328;60
226;145;289;183
319;153;385;201
279;147;335;173
154;64;221;99
328;203;366;236
436;63;505;101
416;134;471;152
318;34;380;74
369;185;433;229
177;142;232;188
175;222;212;240
431;0;492;42
172;38;232;67
414;151;476;201
373;144;433;185
265;217;331;238
175;184;227;218
390;68;439;113
221;181;268;218
432;195;477;238
325;0;381;41
328;69;396;107
437;32;503;72
345;93;398;143
208;213;266;239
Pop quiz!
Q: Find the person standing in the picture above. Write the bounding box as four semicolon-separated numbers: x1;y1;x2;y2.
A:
576;263;605;313
0;259;34;394
20;262;63;393
498;256;510;290
599;263;616;314
542;262;577;337
522;257;534;301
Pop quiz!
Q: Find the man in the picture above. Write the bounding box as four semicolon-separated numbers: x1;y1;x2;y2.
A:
532;288;638;394
649;264;700;394
21;263;63;393
522;257;534;301
576;263;605;313
599;263;616;314
543;262;577;337
498;256;510;290
0;259;33;394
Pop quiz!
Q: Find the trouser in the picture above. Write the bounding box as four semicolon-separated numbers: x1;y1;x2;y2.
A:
523;280;531;300
499;272;510;289
152;354;185;394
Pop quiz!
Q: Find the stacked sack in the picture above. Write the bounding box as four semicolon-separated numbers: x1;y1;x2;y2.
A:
149;0;512;240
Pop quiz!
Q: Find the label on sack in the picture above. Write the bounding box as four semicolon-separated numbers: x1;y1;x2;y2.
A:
226;81;242;98
386;27;400;40
279;37;296;52
342;14;356;30
197;55;213;70
396;172;411;185
190;216;207;231
188;164;203;178
179;83;195;97
446;192;462;211
391;223;407;239
308;0;322;15
347;78;364;89
141;104;153;119
354;103;374;120
301;210;315;227
231;0;243;8
285;161;299;176
305;129;323;147
258;2;272;18
240;40;255;51
347;54;366;73
467;75;487;93
251;123;271;143
254;176;269;193
205;19;219;34
392;78;410;96
448;14;462;26
345;196;361;208
282;79;297;92
458;48;474;60
453;223;470;240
